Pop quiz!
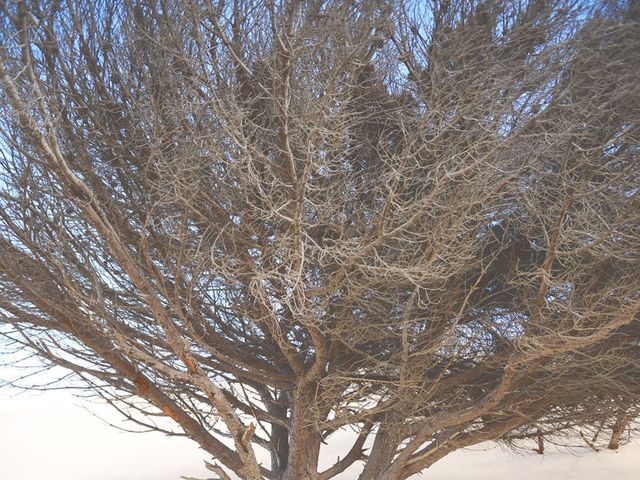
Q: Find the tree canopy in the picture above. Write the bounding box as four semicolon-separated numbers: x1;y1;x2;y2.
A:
0;1;639;479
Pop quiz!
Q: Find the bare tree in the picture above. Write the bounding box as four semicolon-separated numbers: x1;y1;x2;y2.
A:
0;1;639;479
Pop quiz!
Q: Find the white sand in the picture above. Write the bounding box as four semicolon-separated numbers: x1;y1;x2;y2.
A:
0;394;637;480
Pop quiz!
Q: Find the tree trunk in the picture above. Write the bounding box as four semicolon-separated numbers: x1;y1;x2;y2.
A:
282;431;321;480
535;427;544;454
357;426;398;480
608;415;627;450
271;422;290;477
282;387;322;480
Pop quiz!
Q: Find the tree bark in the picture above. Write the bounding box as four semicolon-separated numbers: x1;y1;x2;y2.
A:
271;422;290;477
535;427;544;454
282;388;323;480
357;426;399;480
608;415;627;450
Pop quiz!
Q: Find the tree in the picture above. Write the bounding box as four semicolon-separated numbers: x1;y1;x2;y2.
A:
0;1;639;479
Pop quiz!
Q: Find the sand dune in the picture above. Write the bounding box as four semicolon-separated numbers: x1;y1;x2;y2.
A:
1;395;637;480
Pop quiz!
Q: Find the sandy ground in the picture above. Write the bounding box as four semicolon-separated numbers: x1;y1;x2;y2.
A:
0;393;638;480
